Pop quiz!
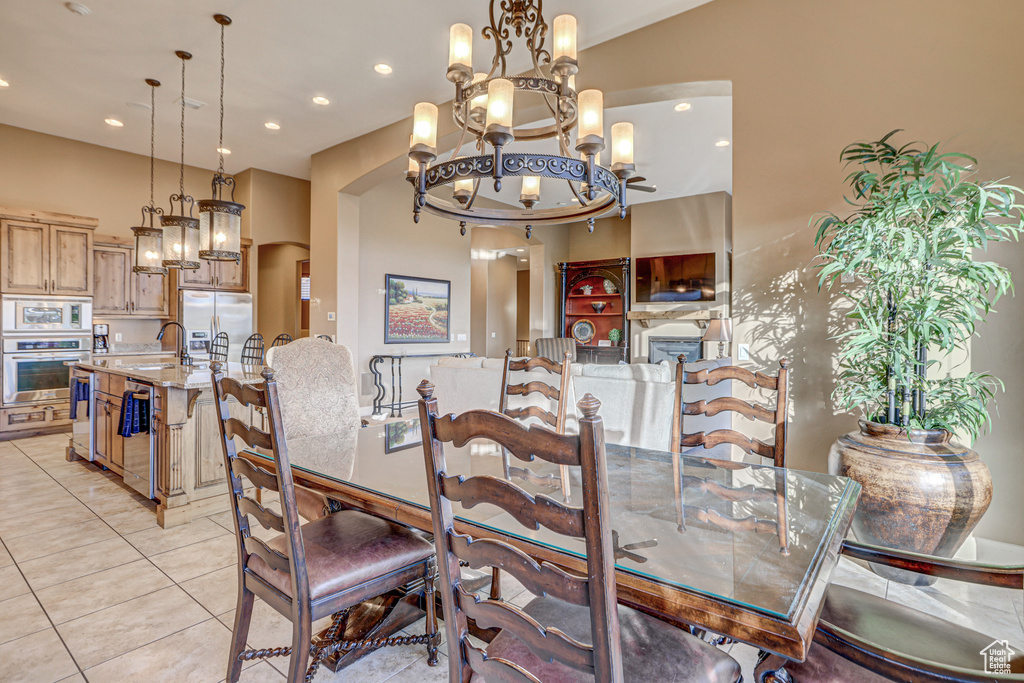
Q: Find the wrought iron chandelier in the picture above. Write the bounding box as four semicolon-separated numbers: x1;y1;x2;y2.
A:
161;50;200;270
131;78;167;275
198;13;244;263
407;0;638;239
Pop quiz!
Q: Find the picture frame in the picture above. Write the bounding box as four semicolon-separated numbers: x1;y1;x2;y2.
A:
384;420;423;453
385;274;451;344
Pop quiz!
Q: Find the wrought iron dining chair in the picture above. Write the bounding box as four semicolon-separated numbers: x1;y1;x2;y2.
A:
211;362;439;683
210;332;229;363
316;334;333;342
241;333;265;365
417;381;742;683
758;540;1024;682
271;333;293;348
498;348;573;501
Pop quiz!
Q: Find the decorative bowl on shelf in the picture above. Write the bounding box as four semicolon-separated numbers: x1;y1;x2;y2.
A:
603;278;617;294
591;301;607;313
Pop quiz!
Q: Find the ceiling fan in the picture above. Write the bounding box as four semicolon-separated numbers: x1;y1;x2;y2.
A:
625;176;657;193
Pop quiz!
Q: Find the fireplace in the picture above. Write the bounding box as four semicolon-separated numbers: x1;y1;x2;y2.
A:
648;336;703;364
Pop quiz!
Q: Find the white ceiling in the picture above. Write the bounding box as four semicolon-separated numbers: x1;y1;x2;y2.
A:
0;0;713;180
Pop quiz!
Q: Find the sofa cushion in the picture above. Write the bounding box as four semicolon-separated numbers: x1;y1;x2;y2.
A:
581;361;672;383
436;356;484;368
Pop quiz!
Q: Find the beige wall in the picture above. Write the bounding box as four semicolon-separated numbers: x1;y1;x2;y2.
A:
516;270;531;343
257;243;310;342
567;215;631;263
486;255;518;358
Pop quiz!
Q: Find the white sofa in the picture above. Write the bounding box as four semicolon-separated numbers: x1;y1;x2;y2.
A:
427;356;734;453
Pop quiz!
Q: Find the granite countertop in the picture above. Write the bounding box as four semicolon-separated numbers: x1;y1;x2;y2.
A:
97;350;176;358
70;356;266;389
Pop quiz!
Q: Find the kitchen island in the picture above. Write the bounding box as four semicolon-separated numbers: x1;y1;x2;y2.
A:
66;356;265;528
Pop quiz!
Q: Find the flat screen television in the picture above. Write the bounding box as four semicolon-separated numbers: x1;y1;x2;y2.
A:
635;252;716;303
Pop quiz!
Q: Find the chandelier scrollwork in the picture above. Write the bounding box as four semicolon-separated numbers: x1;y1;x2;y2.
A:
407;0;637;239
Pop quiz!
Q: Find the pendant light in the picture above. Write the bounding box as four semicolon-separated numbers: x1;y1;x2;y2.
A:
131;78;167;275
161;50;200;270
198;14;243;262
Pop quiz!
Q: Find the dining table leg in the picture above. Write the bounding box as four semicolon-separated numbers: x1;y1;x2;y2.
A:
755;650;794;682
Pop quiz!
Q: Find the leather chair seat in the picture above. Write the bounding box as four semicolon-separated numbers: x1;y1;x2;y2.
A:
470;596;740;682
247;509;433;600
784;584;1024;680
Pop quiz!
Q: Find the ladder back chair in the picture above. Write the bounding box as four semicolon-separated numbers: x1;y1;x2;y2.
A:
498;348;573;502
271;333;294;348
670;359;794;588
211;363;439;683
211;332;230;363
417;380;742;683
241;333;265;365
759;540;1024;682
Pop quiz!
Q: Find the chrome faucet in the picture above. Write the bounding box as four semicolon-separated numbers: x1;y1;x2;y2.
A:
157;321;193;366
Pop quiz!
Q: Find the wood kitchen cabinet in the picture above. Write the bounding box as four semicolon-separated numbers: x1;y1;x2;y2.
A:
175;243;250;292
0;210;95;296
92;238;170;318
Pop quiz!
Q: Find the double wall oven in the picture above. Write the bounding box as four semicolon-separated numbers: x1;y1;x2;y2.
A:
1;296;92;407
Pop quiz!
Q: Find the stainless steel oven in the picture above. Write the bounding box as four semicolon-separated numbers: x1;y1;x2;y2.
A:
2;336;91;406
2;296;92;333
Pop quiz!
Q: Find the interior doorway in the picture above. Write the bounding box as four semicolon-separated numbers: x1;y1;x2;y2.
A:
257;242;311;341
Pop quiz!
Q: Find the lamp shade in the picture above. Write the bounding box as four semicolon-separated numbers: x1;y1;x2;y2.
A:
197;197;243;261
412;102;439;150
611;122;634;166
160;215;200;270
577;89;604;142
486;78;514;131
470;72;488;118
132;225;166;274
552;15;577;61
702;318;732;342
448;23;473;73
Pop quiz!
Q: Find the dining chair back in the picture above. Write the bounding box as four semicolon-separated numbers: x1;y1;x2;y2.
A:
241;333;265;365
418;381;741;683
419;381;623;681
211;362;438;683
264;337;360;438
271;333;293;348
672;357;791;467
498;348;572;500
211;332;229;363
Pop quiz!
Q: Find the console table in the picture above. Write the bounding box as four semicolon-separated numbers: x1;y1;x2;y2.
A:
369;352;475;417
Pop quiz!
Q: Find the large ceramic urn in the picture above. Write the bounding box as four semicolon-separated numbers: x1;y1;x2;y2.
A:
828;420;992;585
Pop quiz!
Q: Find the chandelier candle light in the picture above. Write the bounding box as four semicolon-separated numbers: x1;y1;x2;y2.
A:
131;78;167;275
407;0;639;239
198;13;244;263
161;50;200;270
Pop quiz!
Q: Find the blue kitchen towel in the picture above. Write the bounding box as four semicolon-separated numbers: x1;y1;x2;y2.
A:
118;391;150;437
69;379;90;420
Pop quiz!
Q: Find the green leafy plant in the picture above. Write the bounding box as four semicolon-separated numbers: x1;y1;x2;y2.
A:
814;131;1024;441
608;328;622;344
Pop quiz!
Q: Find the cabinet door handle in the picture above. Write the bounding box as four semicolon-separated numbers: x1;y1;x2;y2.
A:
51;279;55;291
131;301;135;312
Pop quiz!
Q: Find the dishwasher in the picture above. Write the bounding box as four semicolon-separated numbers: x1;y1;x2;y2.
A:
121;379;156;499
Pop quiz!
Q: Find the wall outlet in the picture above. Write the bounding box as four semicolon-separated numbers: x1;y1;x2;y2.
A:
114;333;122;342
737;343;750;361
456;333;467;342
327;312;336;321
491;332;496;338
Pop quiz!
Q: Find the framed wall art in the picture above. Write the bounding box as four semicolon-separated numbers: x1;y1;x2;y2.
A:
385;274;451;343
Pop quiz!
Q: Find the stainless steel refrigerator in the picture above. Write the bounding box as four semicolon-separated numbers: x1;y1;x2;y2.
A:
179;291;253;363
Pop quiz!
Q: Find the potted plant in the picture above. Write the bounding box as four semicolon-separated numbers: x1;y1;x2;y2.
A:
814;131;1024;583
608;328;622;346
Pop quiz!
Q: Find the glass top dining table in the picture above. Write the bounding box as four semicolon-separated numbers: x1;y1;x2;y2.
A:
243;418;861;660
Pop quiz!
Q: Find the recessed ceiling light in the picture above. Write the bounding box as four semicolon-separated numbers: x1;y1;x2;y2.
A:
516;248;525;252
104;118;124;127
65;2;91;16
715;140;730;147
216;147;231;155
312;96;330;106
264;121;281;130
0;78;9;88
674;102;691;112
374;63;393;75
520;258;527;262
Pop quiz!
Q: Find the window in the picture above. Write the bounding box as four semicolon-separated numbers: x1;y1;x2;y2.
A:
300;276;311;301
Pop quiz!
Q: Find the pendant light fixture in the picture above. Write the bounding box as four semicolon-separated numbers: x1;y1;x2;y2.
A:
161;50;200;270
198;14;243;262
131;78;167;275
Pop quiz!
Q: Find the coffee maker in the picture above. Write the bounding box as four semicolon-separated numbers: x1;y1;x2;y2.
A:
93;323;109;354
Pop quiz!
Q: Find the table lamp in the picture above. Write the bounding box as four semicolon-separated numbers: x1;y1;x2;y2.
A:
703;318;732;359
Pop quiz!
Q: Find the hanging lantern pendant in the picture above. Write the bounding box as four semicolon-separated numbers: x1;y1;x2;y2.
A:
161;50;201;270
199;13;243;263
133;78;167;275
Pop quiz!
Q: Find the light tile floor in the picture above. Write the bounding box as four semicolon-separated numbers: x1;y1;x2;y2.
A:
1;432;1021;682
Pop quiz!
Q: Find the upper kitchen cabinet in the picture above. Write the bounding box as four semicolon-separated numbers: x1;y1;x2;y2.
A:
92;236;170;318
0;207;96;296
174;242;250;292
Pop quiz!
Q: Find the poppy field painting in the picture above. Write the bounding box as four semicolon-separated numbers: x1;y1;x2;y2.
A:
384;274;450;343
